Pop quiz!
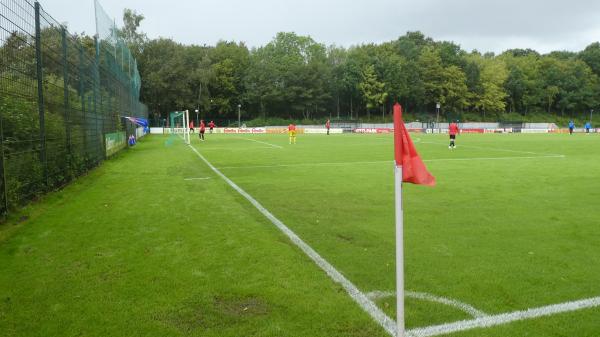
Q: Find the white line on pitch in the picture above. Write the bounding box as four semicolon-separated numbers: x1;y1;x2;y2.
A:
216;155;564;170
217;160;391;170
187;144;396;336
374;137;421;143
184;177;211;181
423;154;565;162
419;140;563;157
407;296;600;337
366;291;488;318
238;137;283;149
200;146;277;151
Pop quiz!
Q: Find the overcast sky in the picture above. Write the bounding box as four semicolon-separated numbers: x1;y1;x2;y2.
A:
39;0;600;54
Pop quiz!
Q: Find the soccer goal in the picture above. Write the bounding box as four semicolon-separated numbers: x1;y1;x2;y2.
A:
169;110;191;144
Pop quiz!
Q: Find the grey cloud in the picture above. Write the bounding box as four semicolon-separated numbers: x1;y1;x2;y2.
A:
38;0;600;54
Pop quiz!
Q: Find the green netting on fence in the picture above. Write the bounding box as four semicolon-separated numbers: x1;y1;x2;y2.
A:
0;0;147;215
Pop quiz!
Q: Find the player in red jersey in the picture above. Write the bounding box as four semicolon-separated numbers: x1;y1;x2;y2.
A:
326;119;331;135
288;124;297;144
449;121;459;149
199;120;206;141
208;121;215;133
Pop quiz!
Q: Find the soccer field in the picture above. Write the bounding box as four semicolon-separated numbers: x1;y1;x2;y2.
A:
1;132;599;337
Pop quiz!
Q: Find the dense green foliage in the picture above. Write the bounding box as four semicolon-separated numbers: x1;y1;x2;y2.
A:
130;23;600;123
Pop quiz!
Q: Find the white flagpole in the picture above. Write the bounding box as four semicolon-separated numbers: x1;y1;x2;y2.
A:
395;164;405;337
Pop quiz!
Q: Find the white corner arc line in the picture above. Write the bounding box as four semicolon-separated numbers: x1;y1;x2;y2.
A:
187;144;397;335
407;296;600;337
366;291;487;318
184;177;211;181
239;137;283;149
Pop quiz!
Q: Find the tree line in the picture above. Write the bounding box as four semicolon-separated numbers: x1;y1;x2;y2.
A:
123;12;600;125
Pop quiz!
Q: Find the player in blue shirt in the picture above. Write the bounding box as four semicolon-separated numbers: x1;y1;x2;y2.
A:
585;122;592;134
568;121;575;135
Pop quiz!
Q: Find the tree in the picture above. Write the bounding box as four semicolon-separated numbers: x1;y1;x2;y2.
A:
358;64;387;119
121;9;147;54
467;55;508;117
418;46;468;113
418;46;445;107
579;42;600;77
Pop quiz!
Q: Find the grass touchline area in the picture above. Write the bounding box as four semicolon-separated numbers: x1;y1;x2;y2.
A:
1;132;599;337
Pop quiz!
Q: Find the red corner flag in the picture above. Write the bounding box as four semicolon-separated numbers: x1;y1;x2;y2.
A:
393;103;435;186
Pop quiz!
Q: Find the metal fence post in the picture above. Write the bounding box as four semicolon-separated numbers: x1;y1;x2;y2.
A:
61;27;72;179
78;45;88;165
34;1;48;187
94;35;103;161
0;115;9;215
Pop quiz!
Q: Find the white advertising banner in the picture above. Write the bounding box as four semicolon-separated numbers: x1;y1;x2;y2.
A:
222;128;266;134
304;128;343;134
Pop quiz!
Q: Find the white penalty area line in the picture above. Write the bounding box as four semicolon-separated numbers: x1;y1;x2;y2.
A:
367;291;488;319
184;177;211;181
186;144;397;335
407;296;600;337
238;137;283;149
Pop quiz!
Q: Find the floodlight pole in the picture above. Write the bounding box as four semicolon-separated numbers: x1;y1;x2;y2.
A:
591;109;594;124
195;109;199;127
185;109;190;144
238;104;242;128
436;102;441;133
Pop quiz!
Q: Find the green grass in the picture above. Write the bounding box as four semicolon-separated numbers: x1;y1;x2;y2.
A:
1;132;599;336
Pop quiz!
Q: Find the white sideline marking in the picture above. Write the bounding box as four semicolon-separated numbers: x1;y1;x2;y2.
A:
216;154;564;170
239;137;283;149
217;160;390;170
184;177;211;181
407;296;600;337
200;146;277;151
366;291;487;318
187;144;397;335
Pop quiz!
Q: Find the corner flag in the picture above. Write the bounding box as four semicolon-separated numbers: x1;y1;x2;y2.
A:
394;103;435;186
393;102;435;337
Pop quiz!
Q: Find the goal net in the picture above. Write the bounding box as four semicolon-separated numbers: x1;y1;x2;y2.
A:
169;110;190;144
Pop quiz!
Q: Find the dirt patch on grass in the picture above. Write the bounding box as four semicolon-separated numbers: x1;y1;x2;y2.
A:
157;306;205;333
214;296;269;317
336;233;354;242
153;295;269;333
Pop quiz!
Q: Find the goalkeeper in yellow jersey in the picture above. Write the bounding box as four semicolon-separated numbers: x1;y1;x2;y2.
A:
288;123;297;144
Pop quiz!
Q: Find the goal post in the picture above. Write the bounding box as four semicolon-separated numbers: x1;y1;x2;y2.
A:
169;111;188;143
185;109;191;144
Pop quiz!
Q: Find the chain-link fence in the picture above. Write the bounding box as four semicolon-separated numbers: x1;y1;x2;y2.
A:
0;0;147;215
